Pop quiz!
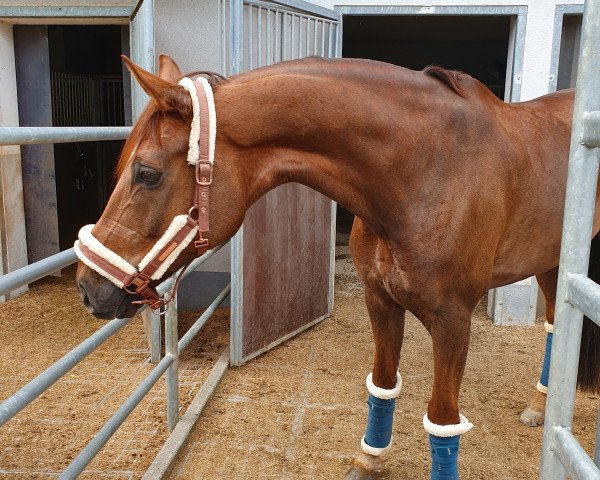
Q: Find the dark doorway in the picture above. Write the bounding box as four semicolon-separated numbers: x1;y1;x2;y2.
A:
338;14;512;235
48;25;128;250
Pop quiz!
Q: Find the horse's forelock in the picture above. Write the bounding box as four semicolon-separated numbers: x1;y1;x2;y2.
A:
116;106;163;179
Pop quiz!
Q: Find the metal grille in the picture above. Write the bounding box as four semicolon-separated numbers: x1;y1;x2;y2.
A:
225;0;340;366
222;0;339;74
540;1;600;479
51;72;124;127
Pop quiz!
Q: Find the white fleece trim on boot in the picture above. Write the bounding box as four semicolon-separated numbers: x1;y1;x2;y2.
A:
423;413;473;437
366;372;402;400
137;215;197;274
536;381;548;394
74;241;127;289
361;435;393;456
77;225;136;277
544;321;554;334
178;77;201;165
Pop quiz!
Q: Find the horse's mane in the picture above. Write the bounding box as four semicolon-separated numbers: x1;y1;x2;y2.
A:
423;65;467;98
116;62;473;179
115;71;227;179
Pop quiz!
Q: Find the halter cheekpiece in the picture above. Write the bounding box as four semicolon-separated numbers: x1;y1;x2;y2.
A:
74;77;216;313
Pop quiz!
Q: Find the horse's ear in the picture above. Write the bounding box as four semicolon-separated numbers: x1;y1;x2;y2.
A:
158;54;182;83
121;55;190;114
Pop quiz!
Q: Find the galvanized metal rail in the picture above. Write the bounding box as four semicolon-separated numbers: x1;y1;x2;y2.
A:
0;126;131;145
540;1;600;478
0;243;229;477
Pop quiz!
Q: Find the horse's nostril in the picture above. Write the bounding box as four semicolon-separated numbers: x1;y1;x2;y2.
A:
77;279;92;310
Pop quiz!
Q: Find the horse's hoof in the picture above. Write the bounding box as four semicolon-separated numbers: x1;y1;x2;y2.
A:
344;453;385;479
519;406;545;427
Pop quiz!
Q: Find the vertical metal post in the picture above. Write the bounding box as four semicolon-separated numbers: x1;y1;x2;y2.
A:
282;13;288;61
130;0;160;362
248;5;253;70
165;290;179;431
229;0;245;366
266;8;272;64
595;403;600;467
141;311;162;363
275;10;281;62
257;6;262;66
130;0;155;121
298;16;303;58
540;1;600;478
305;16;310;57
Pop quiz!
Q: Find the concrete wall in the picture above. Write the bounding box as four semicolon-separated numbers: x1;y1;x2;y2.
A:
154;0;223;75
0;22;28;299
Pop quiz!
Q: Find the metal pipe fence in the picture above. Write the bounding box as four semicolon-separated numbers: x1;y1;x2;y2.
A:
0;60;230;480
540;0;600;478
0;241;230;478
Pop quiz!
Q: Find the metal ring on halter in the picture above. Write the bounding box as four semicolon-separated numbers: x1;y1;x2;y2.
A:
151;301;169;316
131;295;169;315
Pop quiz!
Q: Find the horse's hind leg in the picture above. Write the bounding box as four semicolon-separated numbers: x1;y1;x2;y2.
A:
519;267;558;427
345;285;406;480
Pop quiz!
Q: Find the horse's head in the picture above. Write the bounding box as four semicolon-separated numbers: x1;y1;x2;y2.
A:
76;55;246;319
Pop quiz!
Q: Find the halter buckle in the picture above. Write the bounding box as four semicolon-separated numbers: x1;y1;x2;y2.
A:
124;273;151;295
196;161;213;185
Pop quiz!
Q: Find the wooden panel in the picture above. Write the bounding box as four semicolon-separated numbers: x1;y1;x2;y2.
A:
242;184;331;358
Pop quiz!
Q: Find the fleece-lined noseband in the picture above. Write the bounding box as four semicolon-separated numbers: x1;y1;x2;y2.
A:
74;77;216;312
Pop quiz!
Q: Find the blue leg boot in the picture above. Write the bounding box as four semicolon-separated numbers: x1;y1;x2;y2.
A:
361;371;402;456
423;413;473;480
344;372;403;479
519;321;553;426
537;321;554;394
429;434;460;480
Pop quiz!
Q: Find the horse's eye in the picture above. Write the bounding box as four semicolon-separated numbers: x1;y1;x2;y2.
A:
137;166;162;186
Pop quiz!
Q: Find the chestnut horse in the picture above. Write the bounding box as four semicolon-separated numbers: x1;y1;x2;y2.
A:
75;54;600;479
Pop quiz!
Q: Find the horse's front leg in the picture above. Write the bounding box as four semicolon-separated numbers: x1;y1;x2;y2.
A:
345;286;405;480
423;305;474;480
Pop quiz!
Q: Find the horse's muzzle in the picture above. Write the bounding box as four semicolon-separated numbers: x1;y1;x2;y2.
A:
76;265;142;320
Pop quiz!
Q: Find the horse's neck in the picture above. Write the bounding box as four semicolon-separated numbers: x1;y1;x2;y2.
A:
218;72;439;238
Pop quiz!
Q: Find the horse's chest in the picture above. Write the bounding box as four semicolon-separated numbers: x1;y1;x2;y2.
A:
371;253;417;304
